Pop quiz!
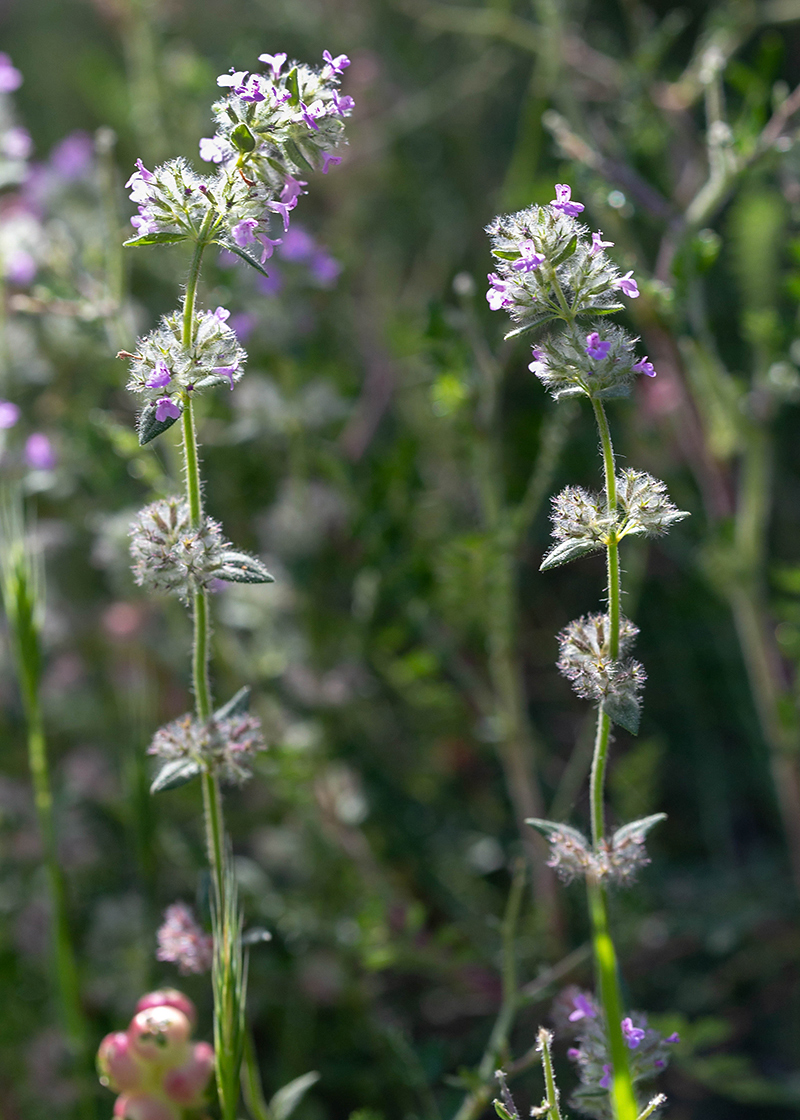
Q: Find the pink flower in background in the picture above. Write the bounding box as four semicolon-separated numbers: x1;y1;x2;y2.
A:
5;248;36;286
0;53;22;93
25;433;56;470
0;401;19;428
50;131;93;179
156;903;213;975
2;127;32;161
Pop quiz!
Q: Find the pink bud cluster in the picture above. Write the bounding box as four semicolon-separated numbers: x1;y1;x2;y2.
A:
97;989;214;1120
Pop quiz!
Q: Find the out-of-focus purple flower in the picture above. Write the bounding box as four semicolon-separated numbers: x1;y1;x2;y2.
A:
199;136;227;164
5;249;36;286
279;226;316;262
155;398;181;422
567;1048;581;1061
213;360;240;390
231;218;258;247
666;1032;680;1044
321;152;342;174
512;239;544;273
486;272;513;311
621;1017;646;1049
568;992;598;1021
599;1064;612;1090
25;433;56;470
258;51;287;79
632;355;657;377
50;131;93;179
0;400;19;428
281;175;308;205
550;183;584;217
310;252;341;286
614;270;640;298
591;231;614;255
146;360;172;390
266;196;297;231
256;268;283;297
0;53;22;93
156;903;213;976
229;312;256;342
322;50;351;77
2;127;32;161
331;90;355;117
586;331;611;361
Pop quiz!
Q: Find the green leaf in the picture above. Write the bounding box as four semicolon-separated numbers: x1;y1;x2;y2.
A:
580;302;625;315
270;1072;321;1120
493;1101;515;1120
231;122;256;152
150;757;202;794
123;231;188;247
540;537;603;571
602;690;641;735
137;400;182;446
214;685;251;722
551;233;578;267
285;66;300;106
491;249;522;261
525;818;589;848
612;813;667;847
214;239;271;278
283;137;315;173
217;550;275;584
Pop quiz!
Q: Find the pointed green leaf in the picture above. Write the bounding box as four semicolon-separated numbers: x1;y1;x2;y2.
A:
214;685;251;722
231;122;256;153
124;231;188;247
612;813;667;848
602;691;641;735
491;249;522;261
551;233;578;267
283;137;315;173
270;1072;320;1120
215;239;271;278
540;537;603;571
286;67;300;106
217;550;274;584
494;1101;515;1120
150;757;202;793
137;400;182;446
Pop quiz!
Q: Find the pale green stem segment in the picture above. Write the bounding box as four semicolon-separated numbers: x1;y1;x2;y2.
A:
537;1028;563;1120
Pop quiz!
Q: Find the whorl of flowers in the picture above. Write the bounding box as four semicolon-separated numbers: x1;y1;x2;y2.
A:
557;612;645;734
97;989;214;1119
129;497;273;603
149;707;267;785
485;184;657;400
616;469;689;537
538;819;660;888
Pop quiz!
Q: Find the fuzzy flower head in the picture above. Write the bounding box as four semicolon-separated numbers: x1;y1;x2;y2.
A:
557;612;645;734
530;814;661;888
149;708;267;785
129;498;227;603
616;469;689;539
156;904;213;975
528;323;652;401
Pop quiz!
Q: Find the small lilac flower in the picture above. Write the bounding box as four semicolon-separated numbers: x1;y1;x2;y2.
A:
527;348;546;373
156;902;213;975
25;433;56;471
213;360;240;390
258;235;283;262
279;226;315;262
258;52;287;79
666;1032;680;1044
321;152;342;174
586;332;611;361
232;218;259;247
257;268;283;296
0;53;23;93
614;270;640;298
568;993;598;1021
146;359;172;390
550;183;584;217
486;272;513;311
211;306;230;323
281;175;308;205
50;131;93;178
199;136;227;163
599;1064;612;1090
310;252;341;286
621;1017;646;1049
130;211;158;236
300;101;324;130
5;249;36;286
229;312;256;342
240;74;269;102
266;196;297;231
217;69;248;89
654;1059;665;1069
591;231;614;255
632;355;657;377
566;1048;581;1061
331;90;355;116
2;127;32;161
512;239;545;273
155;397;181;422
0;401;19;428
322;50;351;77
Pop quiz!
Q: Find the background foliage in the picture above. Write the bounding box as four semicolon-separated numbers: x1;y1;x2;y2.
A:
2;1;800;1118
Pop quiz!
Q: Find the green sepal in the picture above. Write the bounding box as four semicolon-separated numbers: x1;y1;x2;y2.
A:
213;685;251;722
123;231;188;247
231;122;256;153
491;249;522;261
540;537;603;571
579;302;625;315
493;1101;515;1120
150;757;202;794
270;1072;321;1120
286;66;300;106
591;382;633;400
137;400;182;446
611;813;666;847
218;550;275;584
551;233;578;267
602;690;641;735
214;239;271;278
525;818;589;848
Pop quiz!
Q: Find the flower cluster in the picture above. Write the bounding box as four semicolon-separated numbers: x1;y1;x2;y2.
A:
485;184;656;399
527;813;665;888
97;989;214;1120
149;707;267;785
129;497;273;603
616;469;689;538
156;903;213;975
557;613;646;734
125;49;353;251
554;990;678;1120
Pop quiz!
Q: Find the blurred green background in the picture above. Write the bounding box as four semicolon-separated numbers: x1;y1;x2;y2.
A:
2;1;800;1118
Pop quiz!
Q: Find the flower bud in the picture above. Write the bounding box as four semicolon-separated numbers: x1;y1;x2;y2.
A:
135;990;197;1029
98;1032;146;1092
114;1094;181;1120
128;1006;191;1066
162;1041;215;1106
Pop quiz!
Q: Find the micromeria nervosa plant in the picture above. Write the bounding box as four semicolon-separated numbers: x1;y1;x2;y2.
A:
100;47;353;1120
484;185;688;1120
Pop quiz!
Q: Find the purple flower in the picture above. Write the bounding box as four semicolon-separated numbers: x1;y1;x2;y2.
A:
527;348;546;373
240;73;269;102
512;239;545;273
229;312;256;342
321;152;342;174
50;131;93;179
232;218;259;247
258;51;287;79
266;195;297;231
550;183;584;217
0;53;23;93
156;902;213;975
666;1032;680;1044
281;175;308;205
258;235;283;262
2;127;32;161
591;231;614;255
322;50;351;77
621;1017;646;1049
217;68;248;89
332;90;355;116
146;359;172;390
25;433;56;470
568;992;598;1022
155;397;181;422
632;355;656;377
300;101;324;130
213;360;240;390
5;249;36;286
0;400;19;428
130;211;158;236
486;272;513;311
125;159;155;204
199;136;228;163
599;1064;612;1090
586;331;611;361
279;226;316;262
310;252;342;286
614;270;640;298
566;1048;581;1061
